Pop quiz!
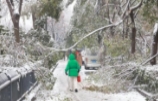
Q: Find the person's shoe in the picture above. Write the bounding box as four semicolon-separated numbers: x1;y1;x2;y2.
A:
75;89;78;92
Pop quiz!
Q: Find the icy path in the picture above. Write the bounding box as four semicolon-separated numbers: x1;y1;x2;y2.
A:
51;60;146;101
24;60;146;101
53;60;69;93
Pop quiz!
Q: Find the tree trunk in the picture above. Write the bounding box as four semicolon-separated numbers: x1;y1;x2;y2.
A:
125;18;129;38
123;18;129;39
107;2;114;36
130;11;136;53
131;27;136;53
123;20;125;39
32;12;36;29
45;16;47;31
150;33;158;65
98;32;102;45
6;0;23;43
13;21;20;43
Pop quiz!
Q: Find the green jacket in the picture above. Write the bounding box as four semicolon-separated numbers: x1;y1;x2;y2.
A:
65;53;80;77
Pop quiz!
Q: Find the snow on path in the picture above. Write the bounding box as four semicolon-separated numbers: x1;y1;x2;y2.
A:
23;60;146;101
51;60;146;101
72;90;145;101
53;60;69;94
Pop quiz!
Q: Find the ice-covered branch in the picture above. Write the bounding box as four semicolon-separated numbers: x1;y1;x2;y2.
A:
69;21;122;49
48;20;123;52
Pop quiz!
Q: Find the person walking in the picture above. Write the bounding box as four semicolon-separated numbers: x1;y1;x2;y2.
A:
75;49;83;90
75;49;83;67
65;53;80;92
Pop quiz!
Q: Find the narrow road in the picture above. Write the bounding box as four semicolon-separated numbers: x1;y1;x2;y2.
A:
24;60;145;101
52;60;145;101
52;60;107;101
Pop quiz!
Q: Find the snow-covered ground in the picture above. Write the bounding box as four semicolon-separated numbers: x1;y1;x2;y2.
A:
24;60;146;101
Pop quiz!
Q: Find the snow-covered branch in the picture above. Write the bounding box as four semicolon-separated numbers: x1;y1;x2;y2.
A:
69;21;122;49
48;20;123;52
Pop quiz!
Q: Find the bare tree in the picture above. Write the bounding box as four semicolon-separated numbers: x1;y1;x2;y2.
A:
6;0;23;43
122;0;143;53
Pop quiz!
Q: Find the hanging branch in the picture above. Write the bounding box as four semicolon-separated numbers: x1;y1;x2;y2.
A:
39;20;123;60
67;0;144;52
141;53;158;66
67;20;122;50
40;0;143;54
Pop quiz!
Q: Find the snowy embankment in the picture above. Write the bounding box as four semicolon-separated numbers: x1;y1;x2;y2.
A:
23;60;146;101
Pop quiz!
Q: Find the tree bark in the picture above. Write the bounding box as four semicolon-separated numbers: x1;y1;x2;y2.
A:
45;16;47;31
107;1;114;36
121;0;143;53
150;33;158;65
32;12;36;29
123;20;125;39
130;11;136;54
131;26;136;53
13;21;20;43
125;16;129;38
6;0;23;43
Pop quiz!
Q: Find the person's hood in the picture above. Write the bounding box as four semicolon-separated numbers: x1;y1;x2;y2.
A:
69;53;75;60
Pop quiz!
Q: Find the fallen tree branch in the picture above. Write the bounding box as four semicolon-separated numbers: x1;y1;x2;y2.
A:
35;1;144;53
44;20;123;53
141;53;158;66
135;88;158;101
